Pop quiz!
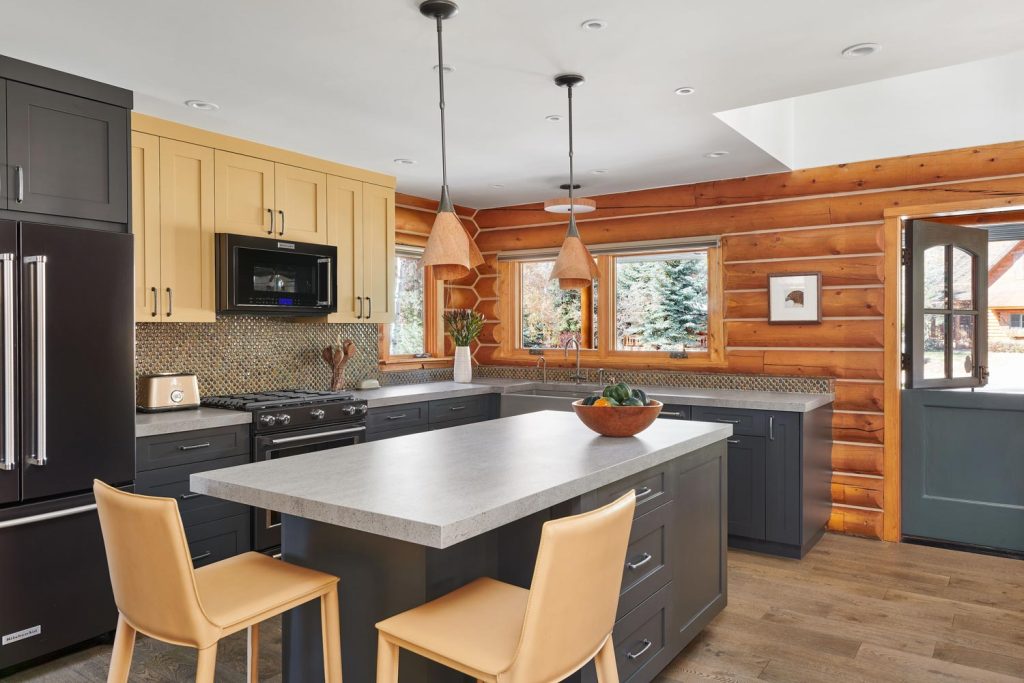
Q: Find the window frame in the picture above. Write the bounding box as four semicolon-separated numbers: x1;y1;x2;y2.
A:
498;247;725;368
378;249;448;371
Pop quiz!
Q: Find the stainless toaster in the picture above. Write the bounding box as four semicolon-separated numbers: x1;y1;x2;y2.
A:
137;373;201;412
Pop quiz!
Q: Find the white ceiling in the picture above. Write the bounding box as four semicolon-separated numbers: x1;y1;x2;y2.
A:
3;0;1024;208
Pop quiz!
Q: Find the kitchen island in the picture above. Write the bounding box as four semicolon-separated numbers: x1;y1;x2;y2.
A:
192;411;732;683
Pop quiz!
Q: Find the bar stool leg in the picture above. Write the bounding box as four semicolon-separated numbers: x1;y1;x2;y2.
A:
195;643;218;683
321;586;343;683
106;615;136;683
247;623;260;683
376;633;400;683
593;637;619;683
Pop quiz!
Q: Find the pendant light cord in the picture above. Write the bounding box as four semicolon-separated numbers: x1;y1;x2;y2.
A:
436;16;449;192
567;83;575;223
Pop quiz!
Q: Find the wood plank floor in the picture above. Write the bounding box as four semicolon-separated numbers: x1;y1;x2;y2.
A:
6;533;1022;682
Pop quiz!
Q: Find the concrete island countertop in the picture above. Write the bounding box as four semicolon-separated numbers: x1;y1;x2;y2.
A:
135;407;252;438
191;411;732;548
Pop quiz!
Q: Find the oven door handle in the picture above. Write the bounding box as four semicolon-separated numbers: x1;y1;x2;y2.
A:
269;426;365;445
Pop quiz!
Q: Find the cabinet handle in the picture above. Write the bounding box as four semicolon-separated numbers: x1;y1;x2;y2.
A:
386;414;407;421
661;411;684;417
178;442;211;451
727;439;740;444
278;209;285;236
634;485;653;499
266;208;274;235
179;492;202;500
190;551;212;563
769;415;775;441
716;418;741;424
626;639;653;660
356;296;363;319
366;297;372;318
150;286;158;317
449;405;466;412
626;552;653;570
166;287;173;317
15;166;24;203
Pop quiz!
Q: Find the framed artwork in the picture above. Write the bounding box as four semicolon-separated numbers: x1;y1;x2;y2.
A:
768;272;822;324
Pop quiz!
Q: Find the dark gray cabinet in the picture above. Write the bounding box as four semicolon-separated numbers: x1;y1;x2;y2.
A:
6;82;128;223
0;80;6;208
135;425;252;567
366;394;498;441
724;434;767;540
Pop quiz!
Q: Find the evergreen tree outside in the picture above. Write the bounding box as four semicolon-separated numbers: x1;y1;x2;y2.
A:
390;254;426;355
615;251;708;351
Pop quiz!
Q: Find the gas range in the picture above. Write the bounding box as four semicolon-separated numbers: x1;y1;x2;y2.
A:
201;389;368;434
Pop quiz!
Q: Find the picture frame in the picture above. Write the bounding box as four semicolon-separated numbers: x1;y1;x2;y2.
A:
767;272;822;324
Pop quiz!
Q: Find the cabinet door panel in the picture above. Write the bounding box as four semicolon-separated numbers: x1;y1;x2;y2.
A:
325;176;363;322
0;80;6;208
765;412;802;546
214;150;274;237
727;435;766;540
6;82;127;223
131;132;161;321
160;139;215;322
361;184;395;323
275;164;327;244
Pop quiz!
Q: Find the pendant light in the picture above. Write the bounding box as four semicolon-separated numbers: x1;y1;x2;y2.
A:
418;0;483;281
550;74;600;290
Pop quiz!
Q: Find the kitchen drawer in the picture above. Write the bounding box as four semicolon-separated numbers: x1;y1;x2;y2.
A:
428;395;493;425
428;415;489;431
136;424;250;472
611;585;671;683
367;402;428;432
657;404;690;420
618;502;673;618
366;424;429;442
185;514;250;568
691;406;767;437
135;454;249;527
585;467;672;519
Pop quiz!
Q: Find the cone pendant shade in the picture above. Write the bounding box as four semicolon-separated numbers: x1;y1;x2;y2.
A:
551;215;600;290
422;189;484;280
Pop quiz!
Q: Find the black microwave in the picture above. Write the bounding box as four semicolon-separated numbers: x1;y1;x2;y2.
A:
216;234;337;315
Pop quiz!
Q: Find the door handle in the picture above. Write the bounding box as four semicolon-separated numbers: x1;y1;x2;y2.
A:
15;166;24;203
356;296;363;319
0;503;97;529
278;210;285;236
150;286;158;317
267;208;274;235
26;256;47;467
727;438;740;444
769;415;775;441
190;551;212;563
366;297;372;318
269;426;365;445
179;492;203;500
166;287;173;318
0;254;14;471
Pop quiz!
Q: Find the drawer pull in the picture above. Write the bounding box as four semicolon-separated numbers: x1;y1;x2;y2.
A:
191;551;212;563
727;439;740;445
179;442;211;451
661;411;684;417
626;638;653;660
179;492;202;500
716;418;741;424
634;485;653;499
769;415;775;441
449;405;466;412
626;552;653;570
386;414;408;421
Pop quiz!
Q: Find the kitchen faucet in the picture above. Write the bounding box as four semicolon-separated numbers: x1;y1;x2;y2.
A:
536;356;547;384
563;338;586;384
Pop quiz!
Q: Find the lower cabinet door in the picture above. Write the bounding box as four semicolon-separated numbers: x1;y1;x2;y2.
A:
184;513;251;567
727;435;767;540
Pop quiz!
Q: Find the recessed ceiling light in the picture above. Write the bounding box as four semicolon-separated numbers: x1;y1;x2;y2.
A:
674;86;696;96
184;99;219;111
490;183;505;189
704;151;729;159
393;158;417;165
591;169;609;175
841;42;881;59
432;64;455;73
580;18;608;31
545;114;563;122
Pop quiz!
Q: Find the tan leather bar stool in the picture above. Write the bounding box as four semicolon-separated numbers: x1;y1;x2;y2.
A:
375;491;636;683
93;480;343;683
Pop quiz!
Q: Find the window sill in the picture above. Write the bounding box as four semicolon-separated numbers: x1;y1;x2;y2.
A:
379;357;454;372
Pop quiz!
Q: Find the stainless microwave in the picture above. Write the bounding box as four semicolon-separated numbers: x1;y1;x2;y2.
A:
216;234;337;315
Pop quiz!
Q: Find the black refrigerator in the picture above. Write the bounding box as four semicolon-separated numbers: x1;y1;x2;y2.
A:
0;220;134;670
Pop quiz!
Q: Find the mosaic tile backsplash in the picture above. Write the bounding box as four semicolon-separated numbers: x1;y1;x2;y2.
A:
136;317;831;396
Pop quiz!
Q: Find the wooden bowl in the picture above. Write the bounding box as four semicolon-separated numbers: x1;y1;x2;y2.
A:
571;400;663;437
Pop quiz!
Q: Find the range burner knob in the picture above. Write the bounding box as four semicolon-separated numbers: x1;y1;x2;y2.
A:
276;413;292;425
310;408;326;420
342;405;357;416
259;415;277;427
358;404;368;415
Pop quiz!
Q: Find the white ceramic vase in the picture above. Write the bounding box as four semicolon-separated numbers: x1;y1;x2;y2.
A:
453;346;472;383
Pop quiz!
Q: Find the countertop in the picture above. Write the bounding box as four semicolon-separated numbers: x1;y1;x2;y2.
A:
191;411;732;548
135;407;252;438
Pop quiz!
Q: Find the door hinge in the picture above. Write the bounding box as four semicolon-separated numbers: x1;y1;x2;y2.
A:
901;247;909;267
980;365;990;383
900;352;909;371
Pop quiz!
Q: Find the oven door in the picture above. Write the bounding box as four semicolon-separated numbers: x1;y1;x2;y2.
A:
252;424;365;552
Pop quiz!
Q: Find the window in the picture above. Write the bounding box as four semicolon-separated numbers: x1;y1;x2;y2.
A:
1011;313;1024;330
502;245;722;365
379;247;444;368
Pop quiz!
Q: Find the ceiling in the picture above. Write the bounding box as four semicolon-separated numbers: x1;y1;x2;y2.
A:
3;0;1024;208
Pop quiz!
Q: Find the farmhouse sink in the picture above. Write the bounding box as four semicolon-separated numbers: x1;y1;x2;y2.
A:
499;383;600;417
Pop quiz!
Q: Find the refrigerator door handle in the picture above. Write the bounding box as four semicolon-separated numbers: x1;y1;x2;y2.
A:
26;255;47;467
0;254;14;471
0;503;97;529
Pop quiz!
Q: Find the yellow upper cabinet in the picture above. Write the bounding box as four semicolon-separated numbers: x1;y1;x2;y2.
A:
326;175;363;322
361;184;396;324
274;164;328;244
214;150;275;237
131;132;161;322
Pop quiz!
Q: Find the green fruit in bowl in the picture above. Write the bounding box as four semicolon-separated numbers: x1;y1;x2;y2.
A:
622;397;644;407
